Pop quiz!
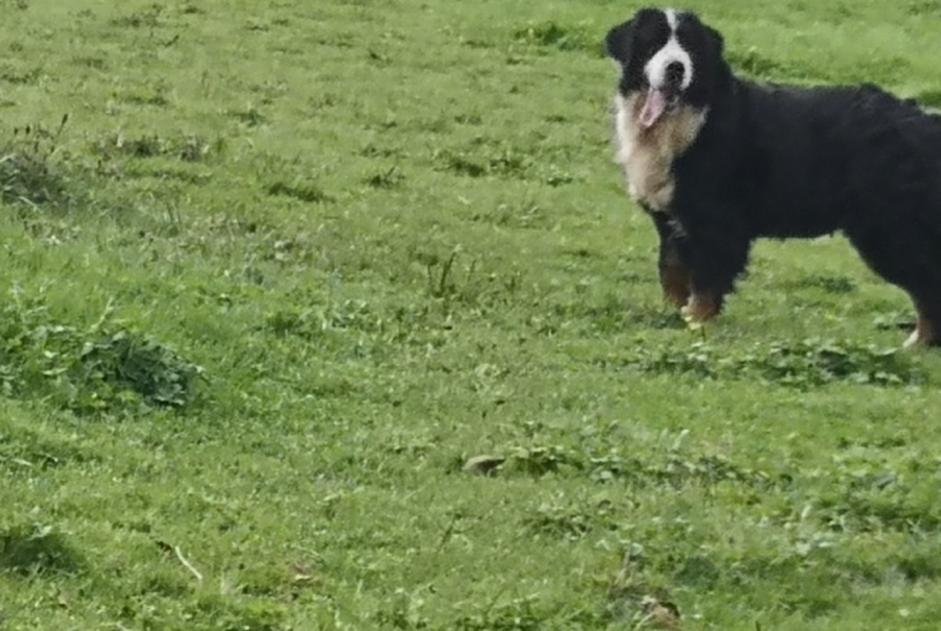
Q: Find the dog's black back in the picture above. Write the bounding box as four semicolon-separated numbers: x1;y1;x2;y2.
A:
678;82;941;238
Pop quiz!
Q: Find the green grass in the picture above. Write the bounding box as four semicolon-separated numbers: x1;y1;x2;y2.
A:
1;0;940;629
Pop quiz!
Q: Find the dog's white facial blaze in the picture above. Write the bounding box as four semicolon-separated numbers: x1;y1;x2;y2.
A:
644;9;694;92
665;7;678;29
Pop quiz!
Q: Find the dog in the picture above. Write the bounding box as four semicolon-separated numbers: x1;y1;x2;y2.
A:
606;8;941;348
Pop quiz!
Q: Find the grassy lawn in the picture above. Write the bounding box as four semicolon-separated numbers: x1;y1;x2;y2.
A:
1;0;941;629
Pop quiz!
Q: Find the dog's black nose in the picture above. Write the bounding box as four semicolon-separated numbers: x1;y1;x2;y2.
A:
665;61;685;86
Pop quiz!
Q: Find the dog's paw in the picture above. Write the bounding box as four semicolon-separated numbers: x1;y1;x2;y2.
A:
903;317;939;350
682;293;720;323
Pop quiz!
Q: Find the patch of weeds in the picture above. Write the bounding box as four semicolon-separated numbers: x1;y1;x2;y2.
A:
265;300;381;341
894;548;941;582
544;293;634;336
93;132;223;163
460;37;494;50
622;343;718;378
373;590;431;630
507;445;579;476
454;596;546;631
487;439;789;489
748;339;915;387
0;296;203;415
266;180;332;204
180;3;204;15
523;496;617;541
238;564;291;597
364;166;404;189
674;555;722;588
184;593;287;631
410;247;509;307
585;450;778;489
907;0;941;15
111;4;165;29
604;547;683;628
487;148;530;179
646;454;774;488
623;307;687;331
436;147;533;181
231;107;268;127
360;143;404;159
245;19;271;32
73;56;108;71
525;506;591;539
513;21;601;56
367;49;391;66
0;116;76;209
0;429;91;472
249;80;289;106
96;134;162;159
79;331;203;409
470;200;544;229
0;524;84;577
717;549;854;617
622;339;918;388
543;166;574;187
454;112;483;125
0;64;42;85
817;462;941;533
124;164;212;185
139;569;192;599
783;273;857;294
121;90;170;107
439;151;487;178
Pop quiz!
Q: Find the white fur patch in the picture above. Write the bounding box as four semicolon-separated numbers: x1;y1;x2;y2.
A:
665;8;679;30
904;315;938;348
644;9;693;91
614;93;707;212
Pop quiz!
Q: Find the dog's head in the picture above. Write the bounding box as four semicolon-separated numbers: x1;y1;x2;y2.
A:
606;8;728;128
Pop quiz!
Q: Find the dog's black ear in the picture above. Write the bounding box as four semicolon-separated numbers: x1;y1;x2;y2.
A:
704;24;725;56
605;20;634;63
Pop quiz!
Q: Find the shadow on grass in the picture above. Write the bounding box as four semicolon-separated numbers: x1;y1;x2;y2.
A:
0;525;84;576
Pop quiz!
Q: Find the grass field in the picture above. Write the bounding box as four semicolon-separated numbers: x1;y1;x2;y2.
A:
1;0;941;629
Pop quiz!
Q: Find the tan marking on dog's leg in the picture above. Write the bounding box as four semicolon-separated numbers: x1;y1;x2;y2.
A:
683;292;721;323
660;263;691;308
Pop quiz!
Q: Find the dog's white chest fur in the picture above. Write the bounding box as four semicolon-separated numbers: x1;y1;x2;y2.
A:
614;93;707;212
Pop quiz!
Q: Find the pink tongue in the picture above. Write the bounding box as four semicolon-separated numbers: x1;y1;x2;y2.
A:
639;89;668;129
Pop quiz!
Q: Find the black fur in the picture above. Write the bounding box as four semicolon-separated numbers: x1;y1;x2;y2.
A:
607;9;941;344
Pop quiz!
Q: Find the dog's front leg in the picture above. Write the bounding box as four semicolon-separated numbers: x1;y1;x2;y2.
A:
652;212;691;308
677;221;752;323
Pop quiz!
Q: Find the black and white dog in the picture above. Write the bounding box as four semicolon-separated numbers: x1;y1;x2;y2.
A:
606;8;941;347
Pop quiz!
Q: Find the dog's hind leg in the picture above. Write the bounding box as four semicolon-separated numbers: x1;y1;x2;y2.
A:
845;222;941;348
904;300;940;349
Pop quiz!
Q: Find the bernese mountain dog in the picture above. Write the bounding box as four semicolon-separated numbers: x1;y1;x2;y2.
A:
606;8;941;348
